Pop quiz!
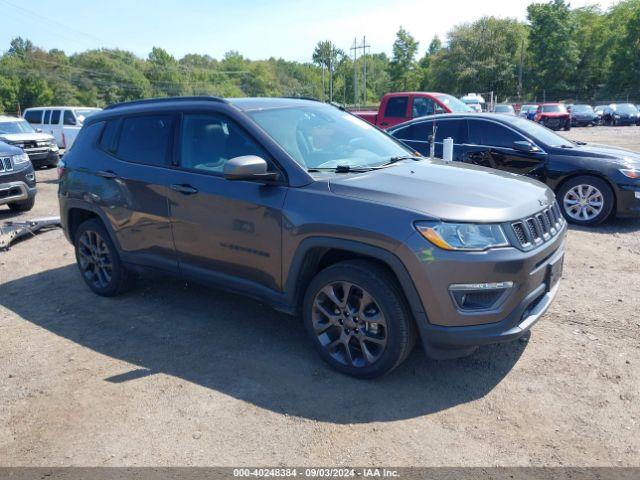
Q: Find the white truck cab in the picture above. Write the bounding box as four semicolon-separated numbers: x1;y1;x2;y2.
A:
23;106;101;151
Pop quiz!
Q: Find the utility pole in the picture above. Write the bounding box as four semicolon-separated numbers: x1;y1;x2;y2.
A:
361;36;370;105
350;38;358;106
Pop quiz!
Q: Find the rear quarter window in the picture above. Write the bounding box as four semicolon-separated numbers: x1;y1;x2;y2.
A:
384;97;409;118
98;120;120;153
24;110;43;124
115;114;175;166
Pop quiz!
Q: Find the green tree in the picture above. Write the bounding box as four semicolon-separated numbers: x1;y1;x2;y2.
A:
527;0;580;97
388;27;419;91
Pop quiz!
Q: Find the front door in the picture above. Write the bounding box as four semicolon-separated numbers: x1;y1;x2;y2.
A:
463;119;546;177
168;111;287;293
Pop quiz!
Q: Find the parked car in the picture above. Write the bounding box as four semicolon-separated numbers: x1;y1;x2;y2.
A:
519;104;538;120
350;92;471;129
594;105;607;124
570;104;598;127
460;93;485;112
492;104;516;115
23;106;102;151
600;103;640;126
533;103;571;131
389;113;640;226
0;115;60;168
59;96;566;378
0;140;37;212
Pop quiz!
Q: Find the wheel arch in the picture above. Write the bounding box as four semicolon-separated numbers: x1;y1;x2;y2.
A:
284;237;424;317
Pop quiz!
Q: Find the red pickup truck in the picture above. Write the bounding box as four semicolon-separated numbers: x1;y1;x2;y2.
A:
351;92;472;129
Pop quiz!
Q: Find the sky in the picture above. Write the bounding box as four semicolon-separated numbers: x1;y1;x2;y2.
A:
0;0;621;62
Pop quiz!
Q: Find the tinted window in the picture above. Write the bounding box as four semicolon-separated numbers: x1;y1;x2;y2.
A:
50;110;61;125
392;122;431;141
384;97;408;118
468;119;522;148
24;110;43;124
179;113;265;174
63;110;77;126
99;120;120;153
44;110;52;124
434;120;466;143
412;97;436;117
116;114;174;166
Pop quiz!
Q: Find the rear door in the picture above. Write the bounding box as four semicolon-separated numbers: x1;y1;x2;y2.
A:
392;118;466;160
463;119;546;177
379;95;410;128
168;110;287;292
99;113;179;272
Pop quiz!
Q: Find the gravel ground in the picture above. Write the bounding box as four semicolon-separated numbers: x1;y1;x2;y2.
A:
1;126;639;467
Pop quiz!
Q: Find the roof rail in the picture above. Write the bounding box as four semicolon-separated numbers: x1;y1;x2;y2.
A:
104;96;227;111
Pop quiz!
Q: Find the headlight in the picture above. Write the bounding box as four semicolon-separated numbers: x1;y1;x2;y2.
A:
416;222;510;251
12;153;30;166
620;168;640;179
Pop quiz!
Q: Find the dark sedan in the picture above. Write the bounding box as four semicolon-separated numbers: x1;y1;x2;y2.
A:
570;104;598;127
389;113;640;226
601;104;640;126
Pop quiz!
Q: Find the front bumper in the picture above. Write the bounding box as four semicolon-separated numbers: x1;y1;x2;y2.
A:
0;164;38;205
397;223;567;357
26;148;59;167
615;183;640;217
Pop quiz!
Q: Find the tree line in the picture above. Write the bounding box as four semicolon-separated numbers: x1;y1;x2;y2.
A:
1;0;638;114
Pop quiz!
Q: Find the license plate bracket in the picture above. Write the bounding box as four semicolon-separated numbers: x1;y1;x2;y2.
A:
546;255;564;291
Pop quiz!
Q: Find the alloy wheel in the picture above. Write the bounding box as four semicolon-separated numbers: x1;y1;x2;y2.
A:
77;230;113;289
312;281;387;368
563;184;604;221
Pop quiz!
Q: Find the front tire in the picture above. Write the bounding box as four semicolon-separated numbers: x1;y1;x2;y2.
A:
558;176;614;226
74;219;134;296
303;259;416;379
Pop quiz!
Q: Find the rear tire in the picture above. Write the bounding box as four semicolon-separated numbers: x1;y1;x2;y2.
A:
8;196;35;212
303;259;416;379
558;175;614;226
74;219;134;296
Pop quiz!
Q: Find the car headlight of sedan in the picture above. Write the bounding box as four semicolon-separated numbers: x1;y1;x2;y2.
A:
12;152;31;166
416;222;510;251
620;168;640;179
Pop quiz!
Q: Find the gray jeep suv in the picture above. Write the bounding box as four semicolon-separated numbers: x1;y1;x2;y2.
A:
58;97;566;378
1;140;37;212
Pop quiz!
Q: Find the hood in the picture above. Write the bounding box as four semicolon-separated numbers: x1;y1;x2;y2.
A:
328;160;554;223
0;140;22;156
572;144;640;168
0;132;55;143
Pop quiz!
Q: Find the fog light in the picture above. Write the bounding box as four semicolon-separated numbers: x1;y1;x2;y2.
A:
26;173;35;181
449;282;513;311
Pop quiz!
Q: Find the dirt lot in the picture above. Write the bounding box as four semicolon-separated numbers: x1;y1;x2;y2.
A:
1;126;639;467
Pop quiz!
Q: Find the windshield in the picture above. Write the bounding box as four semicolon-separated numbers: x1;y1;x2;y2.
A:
435;94;473;113
0;120;36;134
511;117;572;147
612;104;638;114
572;105;594;114
494;105;514;113
74;108;101;124
247;105;412;170
542;104;567;113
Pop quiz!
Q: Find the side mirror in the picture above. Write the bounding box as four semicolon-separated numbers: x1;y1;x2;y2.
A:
223;155;279;182
513;141;540;153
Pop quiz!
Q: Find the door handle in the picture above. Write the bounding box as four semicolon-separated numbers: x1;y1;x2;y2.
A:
97;170;118;179
170;184;198;195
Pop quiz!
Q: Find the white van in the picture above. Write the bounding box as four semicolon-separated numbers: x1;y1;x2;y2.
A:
23;106;102;151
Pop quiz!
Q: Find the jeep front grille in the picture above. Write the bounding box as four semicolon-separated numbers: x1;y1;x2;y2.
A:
510;202;564;249
0;157;13;173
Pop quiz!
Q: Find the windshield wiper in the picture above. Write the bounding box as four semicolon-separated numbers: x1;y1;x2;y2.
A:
387;155;423;163
307;165;374;173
